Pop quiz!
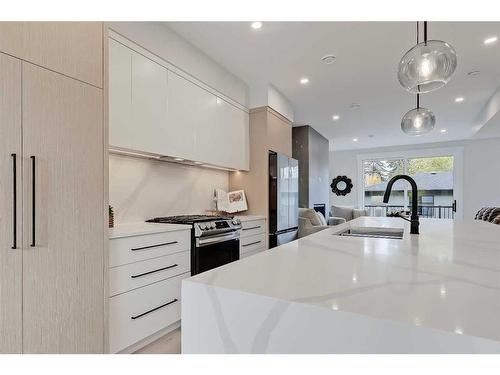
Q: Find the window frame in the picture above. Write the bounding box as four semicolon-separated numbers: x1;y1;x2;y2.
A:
357;146;464;219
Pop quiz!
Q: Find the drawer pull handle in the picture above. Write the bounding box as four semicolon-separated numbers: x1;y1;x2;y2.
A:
131;241;178;251
131;298;178;320
242;226;261;231
242;240;262;247
131;264;178;279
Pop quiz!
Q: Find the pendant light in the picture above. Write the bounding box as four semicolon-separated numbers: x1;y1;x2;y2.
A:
398;22;457;94
401;93;435;135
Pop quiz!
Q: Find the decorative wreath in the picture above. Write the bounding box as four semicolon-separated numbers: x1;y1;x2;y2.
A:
330;175;353;196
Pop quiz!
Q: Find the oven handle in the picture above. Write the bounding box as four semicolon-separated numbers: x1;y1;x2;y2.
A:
197;231;239;247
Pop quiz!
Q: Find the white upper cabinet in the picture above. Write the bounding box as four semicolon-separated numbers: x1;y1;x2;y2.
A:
109;39;133;150
215;98;249;170
167;71;214;161
108;37;249;171
131;51;168;155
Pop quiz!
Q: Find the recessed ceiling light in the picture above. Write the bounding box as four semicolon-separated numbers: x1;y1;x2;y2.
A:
484;36;498;45
174;157;185;161
194;161;203;165
321;54;336;65
349;103;361;109
455;97;464;103
352;138;358;142
300;77;309;85
467;70;480;77
440;129;447;133
332;115;340;121
251;22;262;30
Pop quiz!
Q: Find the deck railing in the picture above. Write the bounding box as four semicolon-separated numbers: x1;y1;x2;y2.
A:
365;205;454;219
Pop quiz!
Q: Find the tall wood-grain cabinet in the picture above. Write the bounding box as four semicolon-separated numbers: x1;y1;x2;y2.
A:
0;22;105;353
229;106;292;247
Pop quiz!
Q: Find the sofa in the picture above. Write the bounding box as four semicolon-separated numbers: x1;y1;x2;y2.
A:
330;205;369;223
298;208;346;238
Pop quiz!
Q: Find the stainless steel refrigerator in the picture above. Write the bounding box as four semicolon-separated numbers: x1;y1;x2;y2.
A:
269;152;299;248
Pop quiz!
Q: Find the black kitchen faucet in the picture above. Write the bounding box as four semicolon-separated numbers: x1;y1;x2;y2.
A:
383;175;420;234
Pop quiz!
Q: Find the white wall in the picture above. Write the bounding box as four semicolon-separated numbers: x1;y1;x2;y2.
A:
330;138;500;219
109;154;228;224
108;22;248;107
248;83;294;122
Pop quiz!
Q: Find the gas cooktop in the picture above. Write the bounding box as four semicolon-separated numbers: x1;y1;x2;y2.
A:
146;214;232;225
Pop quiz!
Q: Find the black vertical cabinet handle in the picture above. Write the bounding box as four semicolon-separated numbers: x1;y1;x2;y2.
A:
11;154;17;249
30;156;36;247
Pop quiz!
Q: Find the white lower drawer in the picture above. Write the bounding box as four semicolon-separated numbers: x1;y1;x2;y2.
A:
241;247;265;259
240;219;265;238
109;229;190;267
240;233;266;255
109;272;188;353
109;251;190;297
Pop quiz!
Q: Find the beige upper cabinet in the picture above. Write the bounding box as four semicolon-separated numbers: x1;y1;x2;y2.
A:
0;22;103;87
22;63;104;353
0;52;23;354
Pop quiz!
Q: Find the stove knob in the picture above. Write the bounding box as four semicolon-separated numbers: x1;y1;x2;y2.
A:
232;220;238;225
199;223;206;230
210;222;216;229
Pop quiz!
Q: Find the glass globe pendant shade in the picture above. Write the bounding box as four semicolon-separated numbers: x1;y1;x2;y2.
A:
401;107;435;135
398;40;457;94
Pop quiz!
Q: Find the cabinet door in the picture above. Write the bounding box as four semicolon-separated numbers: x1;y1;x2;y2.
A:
22;63;104;353
108;39;133;150
0;52;22;354
131;51;168;155
216;98;249;170
0;22;103;87
166;71;208;160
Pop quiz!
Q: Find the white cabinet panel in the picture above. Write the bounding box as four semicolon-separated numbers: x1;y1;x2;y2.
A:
167;71;213;161
109;273;187;353
109;250;190;297
109;229;191;268
108;38;250;170
214;98;249;170
131;51;168;155
109;39;133;150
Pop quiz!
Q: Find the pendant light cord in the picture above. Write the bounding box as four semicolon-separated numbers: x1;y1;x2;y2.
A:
417;93;420;109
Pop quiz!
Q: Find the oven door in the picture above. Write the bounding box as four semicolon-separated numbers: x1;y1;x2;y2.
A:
194;231;240;275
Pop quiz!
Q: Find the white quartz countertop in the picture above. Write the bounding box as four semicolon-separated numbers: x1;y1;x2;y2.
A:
186;217;500;344
109;222;191;239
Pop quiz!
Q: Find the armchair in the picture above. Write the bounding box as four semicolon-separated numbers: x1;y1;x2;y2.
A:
298;208;346;238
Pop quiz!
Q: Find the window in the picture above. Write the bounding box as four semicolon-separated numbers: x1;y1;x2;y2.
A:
361;155;455;219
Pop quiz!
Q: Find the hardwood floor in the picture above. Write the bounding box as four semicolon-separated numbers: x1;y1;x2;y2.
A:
134;328;181;354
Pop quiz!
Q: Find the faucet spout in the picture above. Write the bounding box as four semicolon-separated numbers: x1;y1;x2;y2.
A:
383;174;420;234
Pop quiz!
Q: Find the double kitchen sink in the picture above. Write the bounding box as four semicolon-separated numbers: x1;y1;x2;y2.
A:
335;226;404;240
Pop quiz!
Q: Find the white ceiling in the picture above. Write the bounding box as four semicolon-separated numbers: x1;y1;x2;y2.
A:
167;22;500;150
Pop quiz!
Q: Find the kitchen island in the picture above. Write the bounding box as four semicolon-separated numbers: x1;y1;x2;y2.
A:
181;217;500;353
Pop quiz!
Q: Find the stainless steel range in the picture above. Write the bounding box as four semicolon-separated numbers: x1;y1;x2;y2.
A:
146;215;242;275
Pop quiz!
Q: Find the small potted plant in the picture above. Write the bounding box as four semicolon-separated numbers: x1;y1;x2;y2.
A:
109;205;115;228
